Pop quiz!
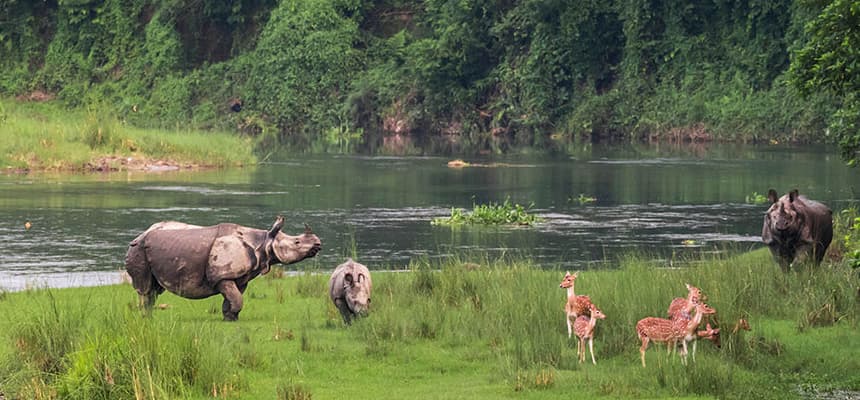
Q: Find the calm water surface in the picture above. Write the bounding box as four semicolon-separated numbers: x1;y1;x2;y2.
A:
1;143;857;290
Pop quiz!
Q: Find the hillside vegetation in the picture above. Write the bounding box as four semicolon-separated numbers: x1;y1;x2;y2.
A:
0;0;857;160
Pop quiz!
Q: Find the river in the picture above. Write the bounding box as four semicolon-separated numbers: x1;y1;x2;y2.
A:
0;143;856;291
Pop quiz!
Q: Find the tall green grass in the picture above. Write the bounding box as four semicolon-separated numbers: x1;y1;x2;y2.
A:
0;98;256;171
0;250;857;399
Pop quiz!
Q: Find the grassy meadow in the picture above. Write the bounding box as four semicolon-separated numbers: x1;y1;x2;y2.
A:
0;98;256;172
0;249;858;399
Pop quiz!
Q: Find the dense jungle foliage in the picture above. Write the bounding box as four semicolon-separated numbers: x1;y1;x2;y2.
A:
0;0;857;161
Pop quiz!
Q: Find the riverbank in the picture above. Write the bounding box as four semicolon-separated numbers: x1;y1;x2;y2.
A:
0;250;857;399
0;98;256;173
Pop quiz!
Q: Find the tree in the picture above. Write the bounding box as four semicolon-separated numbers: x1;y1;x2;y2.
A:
790;0;860;165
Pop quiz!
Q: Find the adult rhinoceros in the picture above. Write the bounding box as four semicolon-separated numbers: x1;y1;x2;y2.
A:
125;216;321;320
762;189;832;272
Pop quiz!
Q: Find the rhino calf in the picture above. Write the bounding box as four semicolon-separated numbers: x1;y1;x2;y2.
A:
125;216;322;321
762;189;833;272
329;259;372;324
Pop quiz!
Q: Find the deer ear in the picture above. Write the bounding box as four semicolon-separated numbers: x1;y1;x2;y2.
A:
572;271;579;278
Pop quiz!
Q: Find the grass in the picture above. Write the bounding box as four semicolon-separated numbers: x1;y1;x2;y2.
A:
0;98;256;172
0;250;857;399
432;198;542;226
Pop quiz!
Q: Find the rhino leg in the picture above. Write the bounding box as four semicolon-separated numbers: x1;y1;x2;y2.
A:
333;298;353;325
217;280;244;321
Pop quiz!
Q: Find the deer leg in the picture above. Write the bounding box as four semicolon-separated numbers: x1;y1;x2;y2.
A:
680;340;689;365
566;316;573;339
640;338;649;368
577;337;583;363
589;337;596;365
691;339;698;362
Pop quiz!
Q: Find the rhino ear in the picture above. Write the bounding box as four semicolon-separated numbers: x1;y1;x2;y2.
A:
357;273;365;283
344;273;354;286
269;215;284;238
304;223;313;235
767;189;778;204
789;189;799;203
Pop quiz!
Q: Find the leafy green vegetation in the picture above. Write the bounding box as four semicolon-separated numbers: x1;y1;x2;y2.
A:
0;250;857;399
432;198;541;225
0;0;854;159
789;0;860;165
0;98;256;171
745;192;770;205
834;207;860;270
569;193;597;205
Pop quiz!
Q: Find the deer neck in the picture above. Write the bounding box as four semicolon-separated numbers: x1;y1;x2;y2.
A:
685;308;706;334
566;286;575;299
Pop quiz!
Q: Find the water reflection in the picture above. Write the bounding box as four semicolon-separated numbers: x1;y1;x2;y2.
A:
0;144;856;291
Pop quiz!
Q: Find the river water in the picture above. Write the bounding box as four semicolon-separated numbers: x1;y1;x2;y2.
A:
0;143;856;291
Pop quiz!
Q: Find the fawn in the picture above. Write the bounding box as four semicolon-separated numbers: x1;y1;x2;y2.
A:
560;271;593;338
573;303;606;365
696;323;721;349
636;301;716;367
667;284;703;319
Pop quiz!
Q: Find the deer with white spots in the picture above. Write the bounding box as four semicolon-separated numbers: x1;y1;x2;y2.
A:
573;303;606;365
667;284;703;319
636;301;716;367
559;271;593;338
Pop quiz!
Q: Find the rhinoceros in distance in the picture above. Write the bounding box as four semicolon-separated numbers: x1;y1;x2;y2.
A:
762;189;833;272
329;259;372;324
125;216;322;321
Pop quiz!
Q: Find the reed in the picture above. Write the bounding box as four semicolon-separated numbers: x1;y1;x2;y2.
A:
0;250;857;399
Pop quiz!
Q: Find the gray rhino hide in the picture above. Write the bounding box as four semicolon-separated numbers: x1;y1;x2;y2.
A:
329;259;372;324
762;189;833;272
125;217;321;320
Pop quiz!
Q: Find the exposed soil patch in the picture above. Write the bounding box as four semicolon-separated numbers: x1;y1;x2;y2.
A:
2;156;215;175
15;90;56;102
86;156;211;173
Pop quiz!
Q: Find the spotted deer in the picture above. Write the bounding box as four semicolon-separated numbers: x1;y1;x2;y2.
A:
636;301;716;367
696;323;721;349
667;284;703;319
573;303;606;365
559;271;593;338
732;318;750;334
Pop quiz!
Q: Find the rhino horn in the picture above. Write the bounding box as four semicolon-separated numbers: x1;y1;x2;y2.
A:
269;215;285;238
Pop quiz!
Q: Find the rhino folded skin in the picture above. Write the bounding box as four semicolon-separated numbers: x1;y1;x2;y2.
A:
329;258;372;325
761;189;833;272
125;217;321;320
